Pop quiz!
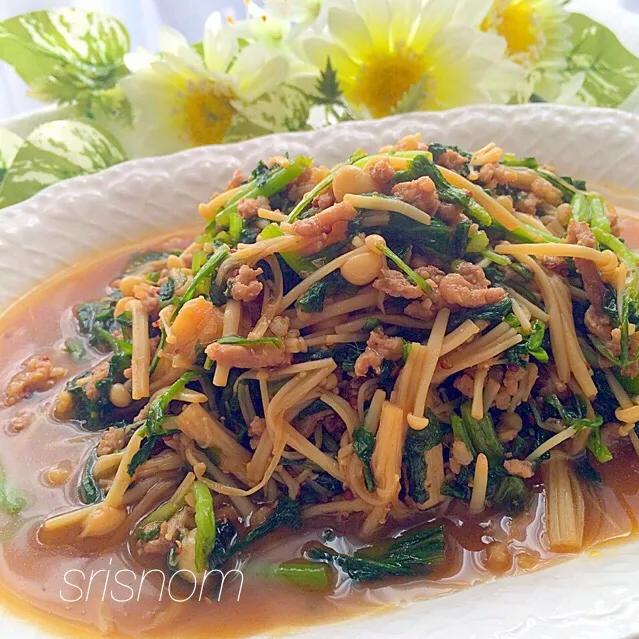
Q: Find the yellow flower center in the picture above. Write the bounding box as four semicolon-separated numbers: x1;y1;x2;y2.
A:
175;79;236;147
482;0;544;62
345;48;426;118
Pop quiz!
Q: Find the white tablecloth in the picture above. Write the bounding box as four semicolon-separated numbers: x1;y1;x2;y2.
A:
1;0;638;121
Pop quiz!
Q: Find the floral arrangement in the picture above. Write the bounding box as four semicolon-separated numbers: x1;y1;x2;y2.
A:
0;0;638;208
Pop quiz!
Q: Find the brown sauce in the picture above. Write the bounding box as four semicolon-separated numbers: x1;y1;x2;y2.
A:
1;221;639;639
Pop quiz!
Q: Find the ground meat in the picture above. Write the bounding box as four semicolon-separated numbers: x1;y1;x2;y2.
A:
514;192;541;216
291;200;357;237
476;163;518;190
405;262;504;319
354;328;404;376
453;373;475;398
132;282;160;315
493;389;512;410
436;149;469;173
373;268;423;299
503;459;535;479
566;219;607;309
287;166;330;201
97;426;126;456
4;355;67;406
139;508;191;555
391;176;440;214
436;202;467;227
366;158;396;193
205;342;291;369
312;189;335;210
230;265;263;302
415;265;446;285
83;361;110;400
379;133;428;153
449;439;474;474
438;272;506;308
237;195;270;220
270;315;290;337
503;367;527;395
584;306;612;341
556;203;573;226
540;255;570;276
497;413;523;443
226;168;246;190
404;297;438;321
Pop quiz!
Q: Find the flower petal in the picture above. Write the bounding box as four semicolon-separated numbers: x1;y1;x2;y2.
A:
231;43;289;101
328;6;373;61
203;12;238;73
158;26;204;71
302;36;359;76
355;0;391;49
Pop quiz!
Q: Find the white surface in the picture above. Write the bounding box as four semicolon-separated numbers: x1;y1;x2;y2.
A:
1;0;639;120
1;104;639;639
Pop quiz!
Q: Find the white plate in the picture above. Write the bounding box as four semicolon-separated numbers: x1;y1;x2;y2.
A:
2;105;639;639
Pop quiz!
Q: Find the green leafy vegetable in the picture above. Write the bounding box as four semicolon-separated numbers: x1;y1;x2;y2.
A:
403;414;442;504
295;273;358;313
306;523;445;582
146;372;197;435
193;481;216;573
377;242;432;294
392;155;492;226
159;277;175;302
449;297;512;329
501;154;538;169
353;427;377;492
274;560;334;591
64;338;86;360
174;244;229;317
214;156;312;229
545;394;610;463
210;496;302;569
460;403;504;467
428;142;471;176
492;475;528;515
128;434;161;475
79;448;103;504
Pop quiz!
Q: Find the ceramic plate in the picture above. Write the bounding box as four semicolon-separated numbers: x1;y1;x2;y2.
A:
2;105;639;639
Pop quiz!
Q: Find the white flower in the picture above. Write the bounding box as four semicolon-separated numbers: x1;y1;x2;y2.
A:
456;0;573;101
121;18;289;155
298;0;523;119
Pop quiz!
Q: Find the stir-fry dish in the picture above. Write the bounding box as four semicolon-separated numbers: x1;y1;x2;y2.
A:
3;133;639;632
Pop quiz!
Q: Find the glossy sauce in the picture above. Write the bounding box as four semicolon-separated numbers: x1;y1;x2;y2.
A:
1;222;639;639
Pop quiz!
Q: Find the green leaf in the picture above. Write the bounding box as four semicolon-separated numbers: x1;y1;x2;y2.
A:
0;128;23;184
0;10;130;105
227;84;312;141
313;58;342;105
564;13;639;108
0;119;126;208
